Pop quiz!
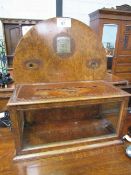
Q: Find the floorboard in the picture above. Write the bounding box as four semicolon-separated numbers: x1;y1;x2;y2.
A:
0;115;131;175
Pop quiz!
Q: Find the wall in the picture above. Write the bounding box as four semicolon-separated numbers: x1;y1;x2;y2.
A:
0;0;56;19
0;0;131;38
0;0;131;36
0;0;56;38
63;0;131;25
0;21;3;38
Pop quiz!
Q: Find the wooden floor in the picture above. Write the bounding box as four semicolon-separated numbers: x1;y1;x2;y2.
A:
0;118;131;175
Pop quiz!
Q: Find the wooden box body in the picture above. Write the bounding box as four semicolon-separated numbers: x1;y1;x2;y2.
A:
7;17;130;160
8;81;129;159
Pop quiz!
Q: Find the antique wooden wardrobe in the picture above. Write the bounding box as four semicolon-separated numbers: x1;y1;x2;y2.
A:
89;5;131;83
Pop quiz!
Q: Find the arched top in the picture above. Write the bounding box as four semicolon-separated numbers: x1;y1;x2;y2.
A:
13;17;106;84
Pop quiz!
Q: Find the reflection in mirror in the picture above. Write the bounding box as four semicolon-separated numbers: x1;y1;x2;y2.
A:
22;26;33;36
102;24;118;57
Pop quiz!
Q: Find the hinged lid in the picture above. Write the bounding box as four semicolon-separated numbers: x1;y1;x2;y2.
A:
8;81;130;106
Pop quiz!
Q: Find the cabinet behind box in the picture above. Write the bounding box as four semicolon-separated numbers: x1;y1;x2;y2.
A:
89;6;131;83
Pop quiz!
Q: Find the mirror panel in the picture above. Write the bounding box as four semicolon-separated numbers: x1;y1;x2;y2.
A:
102;24;118;57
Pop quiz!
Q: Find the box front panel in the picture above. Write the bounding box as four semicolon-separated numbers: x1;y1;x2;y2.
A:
19;101;121;150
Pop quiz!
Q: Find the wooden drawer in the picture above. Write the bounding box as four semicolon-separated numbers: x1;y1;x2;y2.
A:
115;57;131;64
115;73;131;82
115;64;131;73
0;88;14;111
0;98;10;111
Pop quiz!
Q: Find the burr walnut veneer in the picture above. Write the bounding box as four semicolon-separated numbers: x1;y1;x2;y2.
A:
8;81;130;160
13;18;106;83
7;17;130;160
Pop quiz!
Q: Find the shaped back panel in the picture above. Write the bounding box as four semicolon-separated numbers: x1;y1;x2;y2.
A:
13;18;106;84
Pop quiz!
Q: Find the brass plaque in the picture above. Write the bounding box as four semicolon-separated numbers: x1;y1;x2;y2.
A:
57;36;71;54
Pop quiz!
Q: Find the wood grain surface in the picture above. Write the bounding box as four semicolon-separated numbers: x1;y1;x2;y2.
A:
13;17;106;84
89;9;131;83
8;81;130;106
0;117;131;175
7;80;130;158
8;17;131;166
